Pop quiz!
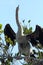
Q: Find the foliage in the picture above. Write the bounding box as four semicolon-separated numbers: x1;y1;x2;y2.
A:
5;35;16;46
0;24;2;29
0;21;43;65
23;20;32;34
23;27;32;34
0;24;4;34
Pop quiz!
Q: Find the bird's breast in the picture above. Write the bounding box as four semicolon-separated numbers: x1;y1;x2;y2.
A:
16;34;27;43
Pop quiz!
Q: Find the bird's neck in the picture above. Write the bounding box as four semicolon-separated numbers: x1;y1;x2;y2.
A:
17;24;24;36
16;6;24;37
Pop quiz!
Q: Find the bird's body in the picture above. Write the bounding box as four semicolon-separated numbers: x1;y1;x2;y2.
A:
16;5;30;56
16;35;30;56
4;5;32;57
4;5;43;60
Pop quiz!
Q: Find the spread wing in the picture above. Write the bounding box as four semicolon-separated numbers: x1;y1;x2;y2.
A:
26;25;39;46
4;24;16;46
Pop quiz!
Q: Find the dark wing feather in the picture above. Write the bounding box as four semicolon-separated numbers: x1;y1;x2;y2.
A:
26;25;39;46
4;24;16;45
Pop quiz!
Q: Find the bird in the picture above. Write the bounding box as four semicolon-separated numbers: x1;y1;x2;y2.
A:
4;6;43;62
15;5;30;57
4;5;31;57
4;5;42;57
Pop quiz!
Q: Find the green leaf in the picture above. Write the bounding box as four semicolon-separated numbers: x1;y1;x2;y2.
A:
23;64;28;65
6;60;10;65
5;35;16;46
0;24;2;29
0;30;4;34
23;26;32;34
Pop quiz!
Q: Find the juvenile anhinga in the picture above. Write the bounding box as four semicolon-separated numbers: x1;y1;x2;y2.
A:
4;6;31;57
16;5;30;56
4;5;42;57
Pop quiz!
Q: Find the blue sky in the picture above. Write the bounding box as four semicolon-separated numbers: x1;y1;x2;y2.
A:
0;0;43;32
0;0;43;65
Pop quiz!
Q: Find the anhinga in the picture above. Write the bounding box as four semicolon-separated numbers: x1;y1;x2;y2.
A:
16;5;30;56
4;5;43;57
4;5;31;57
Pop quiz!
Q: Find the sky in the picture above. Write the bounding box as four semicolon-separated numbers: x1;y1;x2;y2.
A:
0;0;43;31
0;0;43;65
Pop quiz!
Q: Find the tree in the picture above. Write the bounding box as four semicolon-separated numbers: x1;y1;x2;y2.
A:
0;6;43;65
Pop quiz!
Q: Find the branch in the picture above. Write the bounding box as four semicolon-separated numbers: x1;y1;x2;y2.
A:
0;54;43;65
